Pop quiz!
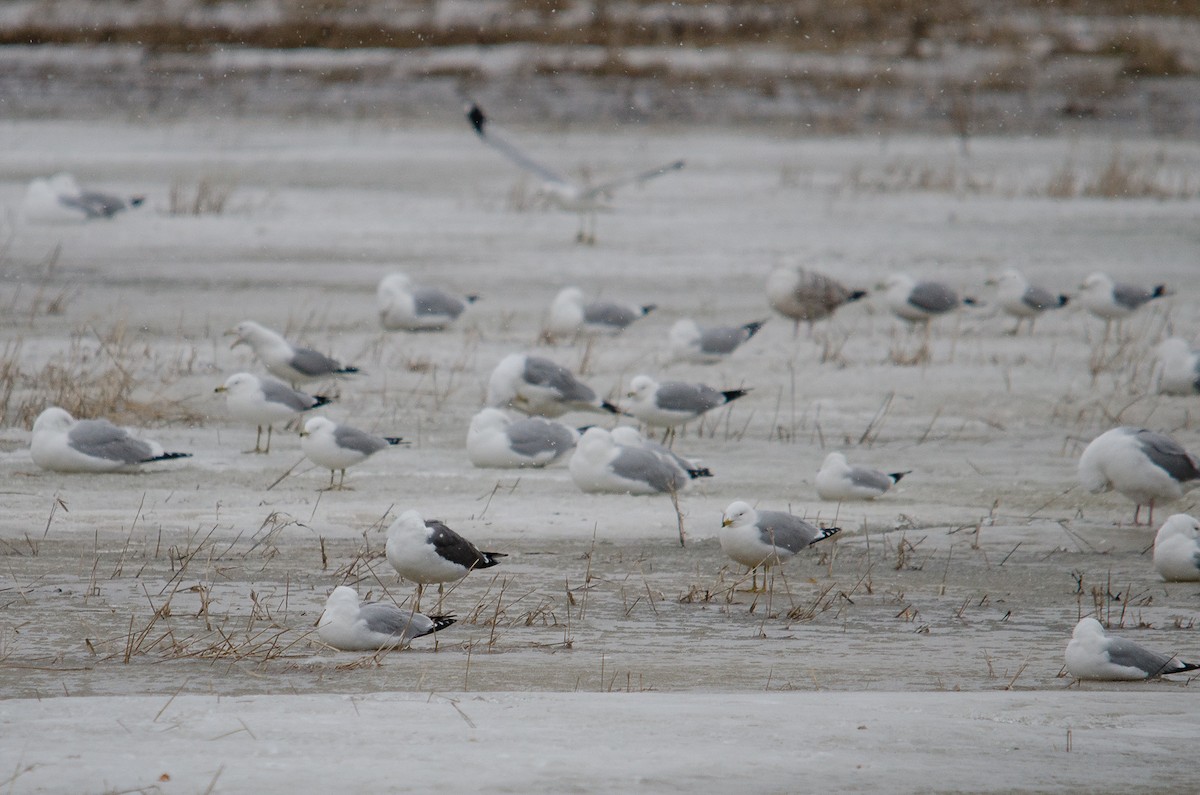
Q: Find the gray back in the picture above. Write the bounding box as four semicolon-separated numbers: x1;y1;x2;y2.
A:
1105;636;1182;677
654;381;723;414
584;301;638;328
1022;285;1058;311
413;287;466;318
333;424;389;456
754;510;828;554
358;602;428;639
69;420;153;463
848;465;894;493
260;378;315;411
907;282;960;314
699;326;745;354
289;346;342;377
1112;283;1155;310
506;418;576;458
1134;430;1200;483
611;446;686;493
523;357;596;403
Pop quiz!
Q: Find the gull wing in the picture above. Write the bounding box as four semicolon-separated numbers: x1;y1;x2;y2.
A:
466;103;574;190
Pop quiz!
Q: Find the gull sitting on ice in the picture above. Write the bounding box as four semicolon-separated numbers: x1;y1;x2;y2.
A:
23;173;145;222
316;586;455;651
1151;338;1200;396
466;102;684;245
720;501;840;591
377;272;478;332
568;427;705;495
466;408;581;469
299;416;406;489
668;318;767;364
546;286;656;340
610;426;712;479
386;510;505;610
1078;426;1200;526
625;374;750;443
486;353;620;418
766;265;866;336
815;452;909;501
215;372;332;454
1064;617;1200;681
994;268;1069;335
883;273;978;327
1152;514;1200;582
30;407;190;473
227;320;360;386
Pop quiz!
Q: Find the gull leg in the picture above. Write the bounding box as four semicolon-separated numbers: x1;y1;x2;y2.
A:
1147;500;1155;527
338;469;347;490
414;583;424;613
1133;503;1142;526
264;425;274;454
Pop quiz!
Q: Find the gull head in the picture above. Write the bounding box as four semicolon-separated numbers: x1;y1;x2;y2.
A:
32;407;75;434
721;500;755;528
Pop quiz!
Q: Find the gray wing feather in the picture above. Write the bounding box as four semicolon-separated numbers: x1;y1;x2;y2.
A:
655;382;724;414
1134;430;1200;483
698;327;745;354
475;123;572;189
260;379;316;411
908;282;960;314
1105;636;1183;677
358;603;428;639
523;357;596;403
1022;285;1058;311
848;466;895;493
506;418;576;458
754;510;825;554
412;288;466;318
333;425;389;456
583;301;638;328
611;447;685;492
289;346;343;377
1112;283;1155;310
68;420;154;463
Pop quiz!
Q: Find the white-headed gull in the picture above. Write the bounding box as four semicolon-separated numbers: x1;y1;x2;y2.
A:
316;586;454;651
300;416;406;489
30;407;190;473
546;286;656;340
625;374;749;443
23;173;144;222
1079;272;1166;322
1153;514;1200;582
720;501;840;590
227;320;360;386
466;408;580;469
1064;617;1199;681
385;509;505;610
568;427;703;495
994;268;1069;334
1152;338;1200;396
1078;426;1200;525
486;353;619;418
214;372;332;453
377;272;478;332
815;452;909;501
883;273;978;325
668;318;767;364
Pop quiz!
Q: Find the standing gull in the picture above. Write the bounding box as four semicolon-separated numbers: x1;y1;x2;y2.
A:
466;102;684;244
816;452;909;501
546;286;656;340
1151;338;1200;396
215;372;332;453
720;501;840;591
386;510;505;610
466;407;580;469
30;407;190;473
1078;426;1200;525
316;586;455;651
994;268;1069;335
668;318;767;364
568;427;706;495
23;172;144;222
486;353;620;418
883;273;978;326
1152;514;1200;582
300;416;406;489
1079;272;1166;326
625;374;750;443
227;320;360;386
377;272;478;332
766;265;866;336
1064;617;1200;681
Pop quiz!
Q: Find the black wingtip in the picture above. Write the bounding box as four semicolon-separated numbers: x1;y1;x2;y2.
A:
129;196;146;208
466;294;481;304
817;526;841;543
962;297;981;307
384;437;410;446
576;424;596;435
667;160;685;171
1152;285;1168;299
425;615;457;635
641;304;658;316
721;388;751;403
687;467;713;479
1175;660;1200;674
312;395;334;409
147;451;192;463
337;366;361;376
1057;294;1070;307
742;320;768;338
889;470;912;484
601;400;622;415
466;103;486;135
847;290;868;303
480;551;508;567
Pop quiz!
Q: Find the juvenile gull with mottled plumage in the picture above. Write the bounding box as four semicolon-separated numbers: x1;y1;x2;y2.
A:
766;265;866;336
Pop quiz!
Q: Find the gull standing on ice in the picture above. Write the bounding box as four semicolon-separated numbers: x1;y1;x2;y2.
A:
316;586;455;651
1153;514;1200;582
466;407;580;468
668;318;767;364
466;102;684;244
386;510;505;610
883;273;978;327
815;452;909;501
625;374;750;443
228;320;360;386
994;268;1069;335
766;265;866;336
1152;338;1200;396
215;372;332;453
23;173;145;222
377;272;478;332
30;407;190;473
569;427;706;494
300;416;406;489
1079;272;1167;340
1078;426;1200;525
486;353;620;417
720;501;840;590
1064;617;1200;681
546;286;656;340
610;426;712;479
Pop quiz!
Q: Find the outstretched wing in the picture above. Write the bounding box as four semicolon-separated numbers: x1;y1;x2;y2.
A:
466;103;574;190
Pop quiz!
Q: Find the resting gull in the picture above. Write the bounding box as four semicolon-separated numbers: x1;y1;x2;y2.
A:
994;268;1069;335
720;501;840;590
1152;514;1200;582
466;407;580;469
377;272;478;332
1064;617;1199;681
1152;338;1200;396
386;509;505;610
23;173;144;222
610;426;712;479
215;372;332;454
316;586;454;651
486;353;620;418
1078;426;1200;525
668;318;767;364
30;407;190;473
568;427;705;495
546;286;656;340
883;273;978;326
300;416;406;489
816;452;909;501
228;320;360;386
766;265;866;336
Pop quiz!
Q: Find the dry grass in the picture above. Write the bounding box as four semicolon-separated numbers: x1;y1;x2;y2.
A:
168;179;235;216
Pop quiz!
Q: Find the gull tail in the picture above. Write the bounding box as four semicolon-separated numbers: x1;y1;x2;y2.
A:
889;470;912;485
847;290;868;303
335;366;361;376
742;320;768;339
129;196;146;208
144;452;192;463
963;297;982;307
1152;285;1168;299
418;615;458;638
384;437;410;447
640;304;658;316
311;395;334;409
687;467;713;479
477;551;508;569
1055;294;1070;308
814;526;841;544
600;400;622;415
466;294;481;304
721;388;751;404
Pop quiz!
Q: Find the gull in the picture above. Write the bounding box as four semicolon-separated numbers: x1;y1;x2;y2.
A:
610;426;712;479
815;452;909;501
227;320;360;386
883;273;978;327
625;374;750;443
568;427;706;495
546;286;656;340
299;416;407;489
1064;617;1200;681
1078;426;1200;525
23;172;144;222
215;372;332;454
377;272;479;332
720;501;840;591
466;407;581;469
1079;272;1166;325
30;407;190;473
668;318;767;364
466;102;684;244
385;510;505;611
1151;338;1200;396
486;353;620;418
766;265;866;336
316;586;455;651
1152;514;1200;582
994;268;1069;335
